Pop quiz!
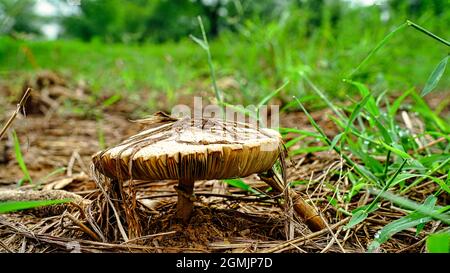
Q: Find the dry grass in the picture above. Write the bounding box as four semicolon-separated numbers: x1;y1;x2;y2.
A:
0;72;445;253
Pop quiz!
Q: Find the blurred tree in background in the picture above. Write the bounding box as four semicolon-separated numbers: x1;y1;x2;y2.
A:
0;0;42;35
60;0;235;43
0;0;448;42
389;0;447;16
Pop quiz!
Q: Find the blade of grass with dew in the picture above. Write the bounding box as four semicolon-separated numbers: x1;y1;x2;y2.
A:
367;195;437;252
280;95;317;112
369;189;450;224
328;114;348;131
346;138;384;175
12;130;32;186
0;199;72;213
379;141;412;160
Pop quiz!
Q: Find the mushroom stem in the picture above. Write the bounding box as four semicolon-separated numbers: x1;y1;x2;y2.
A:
175;178;195;223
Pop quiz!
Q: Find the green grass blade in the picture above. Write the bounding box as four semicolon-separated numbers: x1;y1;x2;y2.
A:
348;22;408;78
344;210;368;230
367;195;437;252
366;111;393;144
329;132;343;151
389;87;413;117
346;138;384;174
401;157;450;194
38;167;67;184
349;20;448;79
191;16;223;111
0;199;72;213
284;136;306;149
379;141;411;160
368;159;408;209
102;94;122;108
369;189;450;224
406;20;450;47
224;179;260;195
343;80;379;117
12;130;32;185
278;128;324;139
411;92;449;133
294;97;379;184
344;93;372;136
427;232;450;253
221;102;259;121
257;81;289;109
290;146;330;156
421;55;449;97
189;34;208;50
301;74;346;122
369;214;432;252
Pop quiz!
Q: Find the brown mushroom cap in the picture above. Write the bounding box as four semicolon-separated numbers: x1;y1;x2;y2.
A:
92;117;282;181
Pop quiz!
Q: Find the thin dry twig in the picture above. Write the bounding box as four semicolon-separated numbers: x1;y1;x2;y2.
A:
417;136;447;153
61;212;101;241
305;167;346;253
0;88;31;140
91;166;129;242
122;231;177;244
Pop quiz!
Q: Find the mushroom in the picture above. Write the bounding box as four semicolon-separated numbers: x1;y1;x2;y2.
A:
92;112;326;233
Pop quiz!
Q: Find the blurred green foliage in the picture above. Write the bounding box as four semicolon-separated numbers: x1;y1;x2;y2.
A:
0;0;448;110
1;0;448;42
